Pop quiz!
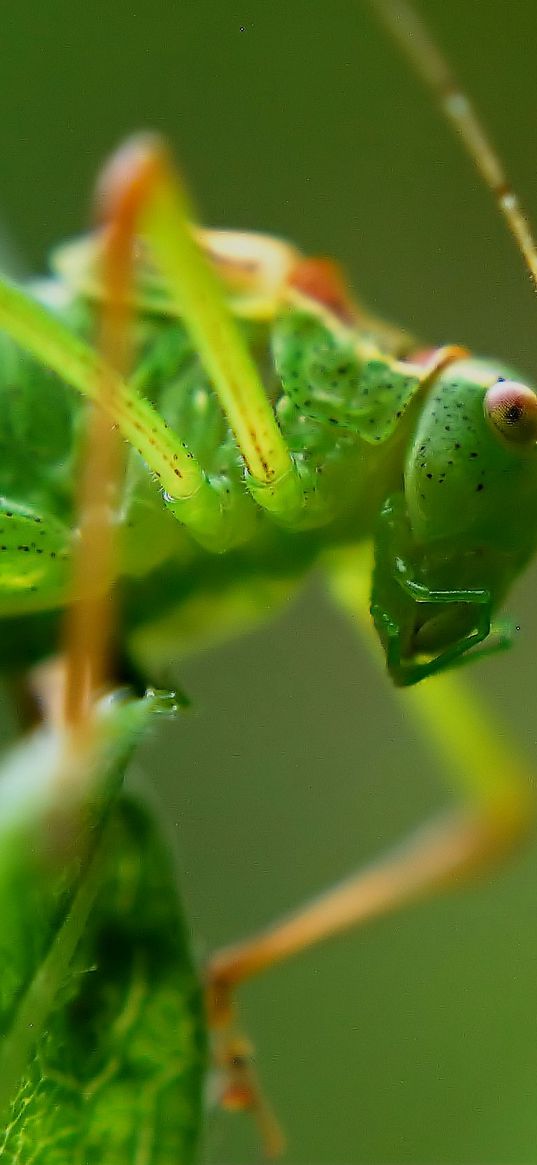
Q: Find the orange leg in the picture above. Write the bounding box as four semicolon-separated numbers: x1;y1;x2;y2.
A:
206;545;532;1150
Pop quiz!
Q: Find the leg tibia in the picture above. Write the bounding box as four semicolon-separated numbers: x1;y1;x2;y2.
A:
207;806;517;1007
97;136;304;525
328;543;532;831
0;277;240;550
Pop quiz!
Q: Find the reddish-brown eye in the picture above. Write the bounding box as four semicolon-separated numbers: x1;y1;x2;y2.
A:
484;379;537;446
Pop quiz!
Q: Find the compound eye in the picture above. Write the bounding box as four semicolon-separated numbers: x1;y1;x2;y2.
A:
484;379;537;446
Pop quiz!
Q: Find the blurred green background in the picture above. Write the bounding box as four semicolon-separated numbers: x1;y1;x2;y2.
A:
3;1;537;1161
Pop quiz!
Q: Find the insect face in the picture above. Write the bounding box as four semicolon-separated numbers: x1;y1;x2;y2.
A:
405;359;537;558
371;358;537;684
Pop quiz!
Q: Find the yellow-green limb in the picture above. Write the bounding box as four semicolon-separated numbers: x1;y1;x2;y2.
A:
97;135;304;523
207;542;532;1002
0;275;226;547
328;543;532;837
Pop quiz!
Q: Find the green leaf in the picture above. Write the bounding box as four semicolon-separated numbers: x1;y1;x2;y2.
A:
0;693;206;1163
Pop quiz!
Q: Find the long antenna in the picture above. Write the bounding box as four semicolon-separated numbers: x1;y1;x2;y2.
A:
368;0;537;289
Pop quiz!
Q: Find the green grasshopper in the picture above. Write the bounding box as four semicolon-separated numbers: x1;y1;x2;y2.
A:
0;0;536;1159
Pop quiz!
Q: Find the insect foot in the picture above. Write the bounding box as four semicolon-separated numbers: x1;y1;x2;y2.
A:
205;972;285;1158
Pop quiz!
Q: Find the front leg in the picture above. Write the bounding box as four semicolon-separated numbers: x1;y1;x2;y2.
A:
371;493;513;685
